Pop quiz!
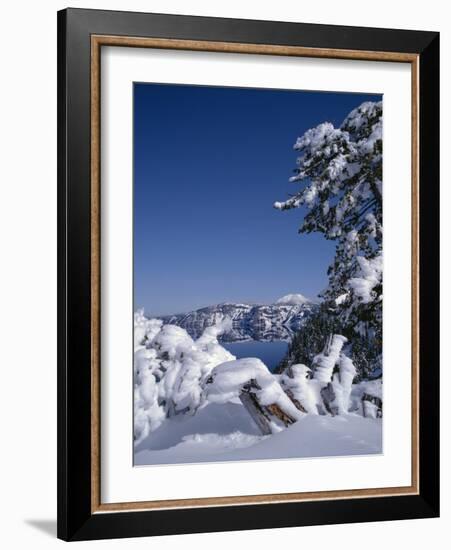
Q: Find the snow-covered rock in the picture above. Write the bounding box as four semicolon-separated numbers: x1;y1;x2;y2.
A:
329;353;357;415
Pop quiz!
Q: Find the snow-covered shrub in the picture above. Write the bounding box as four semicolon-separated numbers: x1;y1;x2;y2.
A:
279;334;358;416
328;352;357;415
134;311;234;444
134;310;163;348
276;302;381;381
310;335;357;415
280;334;356;415
279;364;322;415
350;378;383;417
311;334;347;385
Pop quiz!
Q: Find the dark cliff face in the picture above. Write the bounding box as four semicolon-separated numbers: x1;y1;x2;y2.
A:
161;301;317;341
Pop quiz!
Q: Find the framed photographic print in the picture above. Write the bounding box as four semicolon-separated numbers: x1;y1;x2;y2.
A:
57;8;440;541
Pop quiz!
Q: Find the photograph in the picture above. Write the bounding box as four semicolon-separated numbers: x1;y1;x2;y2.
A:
133;82;384;466
54;5;440;542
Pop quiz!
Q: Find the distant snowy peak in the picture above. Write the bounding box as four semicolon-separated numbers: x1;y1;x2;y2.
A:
275;293;313;306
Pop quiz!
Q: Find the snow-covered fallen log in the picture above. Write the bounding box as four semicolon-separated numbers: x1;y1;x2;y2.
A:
204;358;305;435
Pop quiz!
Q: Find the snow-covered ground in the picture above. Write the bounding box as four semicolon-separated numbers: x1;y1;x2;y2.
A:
135;400;381;465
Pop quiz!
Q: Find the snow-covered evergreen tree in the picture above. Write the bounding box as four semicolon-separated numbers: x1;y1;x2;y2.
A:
275;303;339;373
275;101;382;349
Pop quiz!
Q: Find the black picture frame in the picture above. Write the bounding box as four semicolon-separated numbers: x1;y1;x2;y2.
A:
57;7;439;541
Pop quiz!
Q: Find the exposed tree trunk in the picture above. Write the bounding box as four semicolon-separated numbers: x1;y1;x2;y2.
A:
239;389;273;435
320;383;339;416
284;388;308;414
239;379;299;435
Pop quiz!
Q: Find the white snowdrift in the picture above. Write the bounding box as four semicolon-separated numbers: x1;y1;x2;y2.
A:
135;409;381;465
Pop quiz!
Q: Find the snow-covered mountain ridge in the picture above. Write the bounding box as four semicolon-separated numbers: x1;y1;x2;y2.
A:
160;294;317;341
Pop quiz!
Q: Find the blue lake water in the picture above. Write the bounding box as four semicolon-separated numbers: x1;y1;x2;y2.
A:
222;340;289;372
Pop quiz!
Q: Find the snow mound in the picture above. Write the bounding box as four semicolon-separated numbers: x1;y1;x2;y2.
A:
275;293;312;306
135;412;381;465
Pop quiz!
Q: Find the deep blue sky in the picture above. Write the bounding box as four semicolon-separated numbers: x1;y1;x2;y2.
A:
134;83;381;316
